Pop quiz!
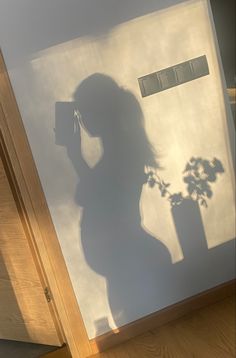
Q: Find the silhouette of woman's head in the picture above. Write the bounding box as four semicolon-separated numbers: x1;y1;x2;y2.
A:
74;73;159;169
74;73;124;136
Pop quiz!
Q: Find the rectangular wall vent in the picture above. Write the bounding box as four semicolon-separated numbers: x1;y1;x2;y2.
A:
138;55;209;97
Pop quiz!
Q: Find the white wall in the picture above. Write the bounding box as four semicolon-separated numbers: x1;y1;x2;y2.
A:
0;0;235;338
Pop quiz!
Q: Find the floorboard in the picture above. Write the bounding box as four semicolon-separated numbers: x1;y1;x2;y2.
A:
90;294;236;358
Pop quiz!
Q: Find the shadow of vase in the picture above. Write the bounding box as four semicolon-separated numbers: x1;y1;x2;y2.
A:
171;198;207;259
171;197;235;294
171;198;210;293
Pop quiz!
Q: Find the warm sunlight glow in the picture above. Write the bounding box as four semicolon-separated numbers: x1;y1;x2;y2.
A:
8;0;235;339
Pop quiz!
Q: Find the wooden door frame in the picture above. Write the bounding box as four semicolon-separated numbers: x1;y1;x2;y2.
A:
0;51;92;357
0;119;64;345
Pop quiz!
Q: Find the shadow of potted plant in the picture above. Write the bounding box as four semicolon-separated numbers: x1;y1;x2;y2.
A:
146;157;224;257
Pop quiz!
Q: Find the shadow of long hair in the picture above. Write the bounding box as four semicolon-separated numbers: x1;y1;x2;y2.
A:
74;73;159;170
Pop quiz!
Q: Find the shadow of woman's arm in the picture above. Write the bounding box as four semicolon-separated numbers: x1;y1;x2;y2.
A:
66;124;90;178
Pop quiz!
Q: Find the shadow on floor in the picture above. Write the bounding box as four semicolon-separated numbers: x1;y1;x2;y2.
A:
0;339;57;358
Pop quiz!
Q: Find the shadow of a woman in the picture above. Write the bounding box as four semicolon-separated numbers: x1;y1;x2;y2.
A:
56;74;172;331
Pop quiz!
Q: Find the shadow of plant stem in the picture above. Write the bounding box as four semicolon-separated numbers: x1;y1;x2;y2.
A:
146;157;224;208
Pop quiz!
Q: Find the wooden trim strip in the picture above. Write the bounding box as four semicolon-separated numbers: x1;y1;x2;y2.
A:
90;279;236;353
227;88;236;104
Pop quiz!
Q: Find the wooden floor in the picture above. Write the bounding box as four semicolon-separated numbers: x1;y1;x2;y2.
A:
43;295;236;358
90;295;236;358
